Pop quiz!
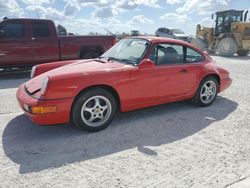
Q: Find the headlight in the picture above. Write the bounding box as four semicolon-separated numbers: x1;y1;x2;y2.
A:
41;77;49;95
30;66;36;78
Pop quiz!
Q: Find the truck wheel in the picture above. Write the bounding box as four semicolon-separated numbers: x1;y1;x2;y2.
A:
81;51;100;59
72;88;117;132
191;37;207;50
218;37;238;57
237;50;249;56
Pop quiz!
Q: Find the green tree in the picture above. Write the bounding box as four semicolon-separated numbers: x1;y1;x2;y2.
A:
57;24;67;36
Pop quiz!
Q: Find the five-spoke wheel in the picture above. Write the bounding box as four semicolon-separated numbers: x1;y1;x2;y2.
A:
200;81;217;104
194;77;218;107
81;96;112;127
72;88;117;132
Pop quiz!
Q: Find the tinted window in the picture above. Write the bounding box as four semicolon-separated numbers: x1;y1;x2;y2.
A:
157;28;164;32
0;22;25;39
32;22;50;38
186;48;205;63
149;43;184;65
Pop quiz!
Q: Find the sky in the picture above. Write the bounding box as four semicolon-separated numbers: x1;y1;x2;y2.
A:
0;0;249;35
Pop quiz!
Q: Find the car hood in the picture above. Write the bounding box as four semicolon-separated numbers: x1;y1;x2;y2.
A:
25;59;129;94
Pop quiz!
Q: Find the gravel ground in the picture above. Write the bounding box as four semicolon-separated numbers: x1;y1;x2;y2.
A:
0;56;250;188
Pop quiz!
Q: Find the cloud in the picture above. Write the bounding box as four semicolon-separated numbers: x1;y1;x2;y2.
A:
114;0;160;10
166;0;182;5
160;12;191;23
0;0;23;18
64;0;81;16
176;0;231;15
20;0;50;5
55;16;133;35
26;5;65;20
76;0;110;7
129;15;153;25
198;17;213;27
93;7;115;18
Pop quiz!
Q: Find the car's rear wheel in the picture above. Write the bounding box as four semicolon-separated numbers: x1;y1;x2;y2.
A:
72;88;117;132
193;77;218;107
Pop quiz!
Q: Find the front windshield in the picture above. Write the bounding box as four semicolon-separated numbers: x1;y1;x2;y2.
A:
171;29;184;34
101;38;149;65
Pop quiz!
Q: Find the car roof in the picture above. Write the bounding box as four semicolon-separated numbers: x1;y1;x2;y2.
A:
127;36;190;45
126;36;207;56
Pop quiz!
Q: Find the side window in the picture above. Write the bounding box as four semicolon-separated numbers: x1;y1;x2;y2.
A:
149;43;184;65
0;22;25;39
186;47;205;63
158;28;164;33
32;22;50;38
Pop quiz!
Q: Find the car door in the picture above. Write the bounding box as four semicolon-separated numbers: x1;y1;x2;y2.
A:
130;43;198;106
29;21;60;64
0;20;33;67
151;43;197;99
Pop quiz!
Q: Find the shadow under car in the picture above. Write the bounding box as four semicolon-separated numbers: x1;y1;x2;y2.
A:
2;96;237;174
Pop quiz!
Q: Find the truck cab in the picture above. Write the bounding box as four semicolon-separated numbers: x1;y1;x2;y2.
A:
0;18;116;68
214;10;246;36
0;19;60;67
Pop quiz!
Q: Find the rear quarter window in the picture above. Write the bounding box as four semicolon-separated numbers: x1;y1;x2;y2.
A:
186;47;205;63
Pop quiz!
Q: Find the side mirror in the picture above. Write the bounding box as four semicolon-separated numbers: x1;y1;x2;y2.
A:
139;59;155;70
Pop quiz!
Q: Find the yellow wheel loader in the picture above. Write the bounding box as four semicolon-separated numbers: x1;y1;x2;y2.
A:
191;10;250;56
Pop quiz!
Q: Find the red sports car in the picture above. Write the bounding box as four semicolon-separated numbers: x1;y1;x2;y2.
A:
16;37;232;132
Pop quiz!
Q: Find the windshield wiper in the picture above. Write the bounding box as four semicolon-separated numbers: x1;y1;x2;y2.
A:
104;57;137;66
107;57;121;62
119;59;137;66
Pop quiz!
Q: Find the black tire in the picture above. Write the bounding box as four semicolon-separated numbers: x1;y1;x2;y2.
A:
237;50;249;56
191;37;207;50
193;77;218;107
81;51;100;59
207;49;215;55
72;88;117;132
217;37;238;57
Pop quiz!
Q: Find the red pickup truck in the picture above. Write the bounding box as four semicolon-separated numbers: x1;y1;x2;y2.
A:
0;18;116;68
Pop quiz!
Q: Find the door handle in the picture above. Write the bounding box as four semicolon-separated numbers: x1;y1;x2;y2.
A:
0;53;6;56
180;69;188;73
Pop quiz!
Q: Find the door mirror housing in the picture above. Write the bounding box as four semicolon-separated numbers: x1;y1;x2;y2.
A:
139;59;155;69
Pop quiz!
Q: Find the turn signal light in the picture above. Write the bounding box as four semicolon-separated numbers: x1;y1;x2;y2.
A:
31;106;57;114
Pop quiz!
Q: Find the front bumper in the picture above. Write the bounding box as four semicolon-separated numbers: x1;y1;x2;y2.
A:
16;84;74;125
220;77;232;92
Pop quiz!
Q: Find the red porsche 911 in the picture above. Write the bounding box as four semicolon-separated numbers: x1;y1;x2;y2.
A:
16;36;232;132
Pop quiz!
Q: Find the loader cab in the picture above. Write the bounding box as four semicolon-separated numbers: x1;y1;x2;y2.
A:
214;10;245;36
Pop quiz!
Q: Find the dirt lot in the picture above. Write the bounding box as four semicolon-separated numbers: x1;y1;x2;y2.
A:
0;56;250;188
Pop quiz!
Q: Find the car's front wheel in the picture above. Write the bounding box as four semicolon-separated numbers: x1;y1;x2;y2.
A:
72;88;117;132
193;77;218;107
